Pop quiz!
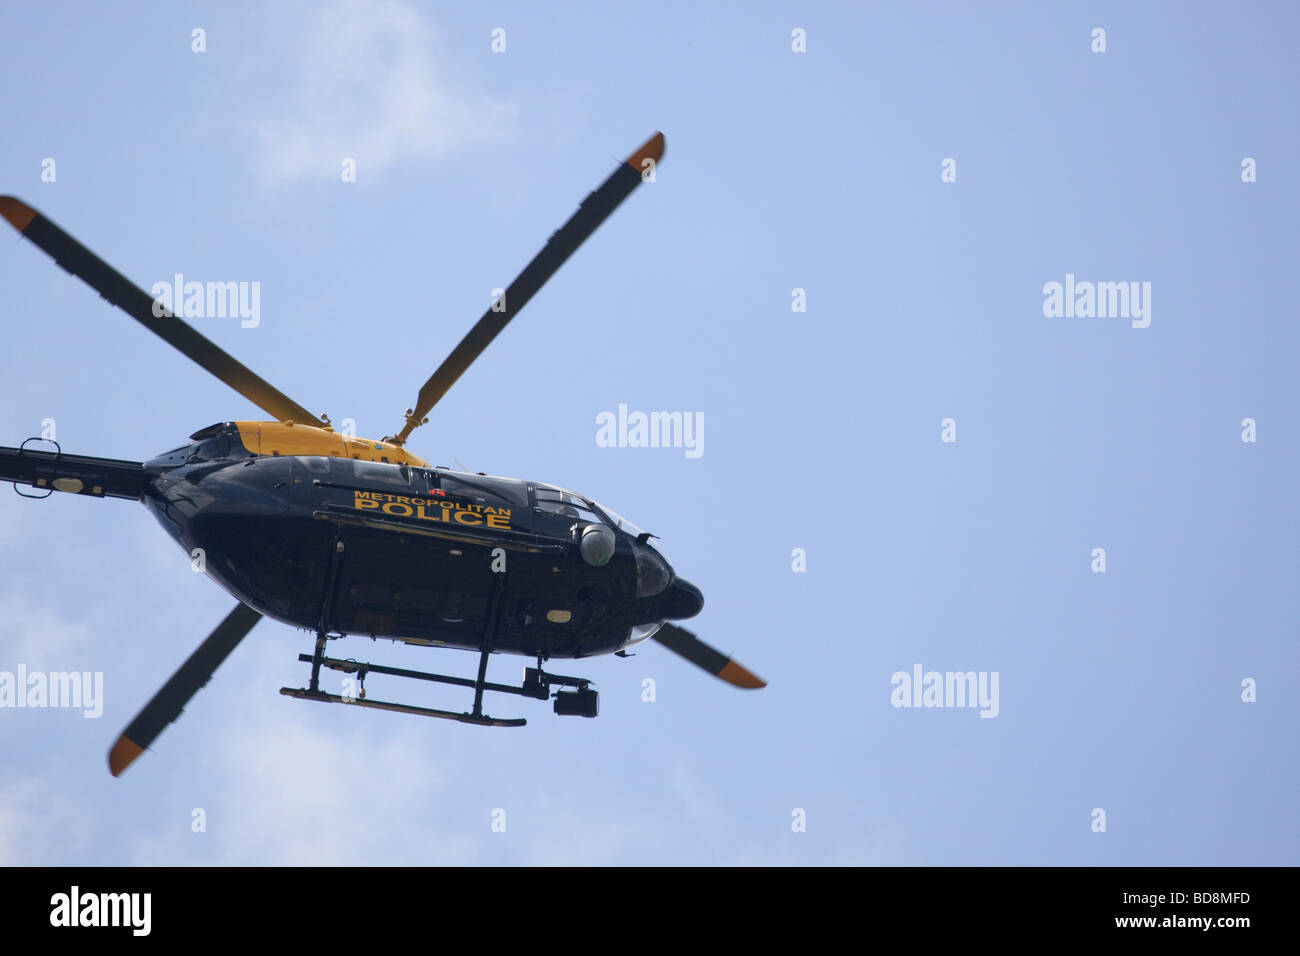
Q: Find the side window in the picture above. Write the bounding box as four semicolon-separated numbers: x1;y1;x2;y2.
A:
298;456;332;475
353;460;411;488
535;488;604;526
435;474;526;530
435;474;528;506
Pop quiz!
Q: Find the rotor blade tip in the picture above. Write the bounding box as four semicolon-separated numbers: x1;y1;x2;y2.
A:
108;735;144;777
718;660;767;690
624;132;665;172
0;196;36;232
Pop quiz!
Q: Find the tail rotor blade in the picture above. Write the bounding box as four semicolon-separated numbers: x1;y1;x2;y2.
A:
108;603;262;777
651;623;767;690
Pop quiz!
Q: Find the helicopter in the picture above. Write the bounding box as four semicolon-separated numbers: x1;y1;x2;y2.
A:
0;131;765;778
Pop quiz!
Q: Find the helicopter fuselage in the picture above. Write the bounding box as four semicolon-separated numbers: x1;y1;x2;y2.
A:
118;422;695;662
1;421;702;660
144;454;698;659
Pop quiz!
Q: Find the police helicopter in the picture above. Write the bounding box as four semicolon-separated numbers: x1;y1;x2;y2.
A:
0;132;765;777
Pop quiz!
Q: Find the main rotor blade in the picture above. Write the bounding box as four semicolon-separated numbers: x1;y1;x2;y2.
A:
108;602;262;777
391;131;666;444
651;623;767;690
0;196;321;426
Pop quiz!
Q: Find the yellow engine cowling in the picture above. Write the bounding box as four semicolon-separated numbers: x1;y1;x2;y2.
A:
234;421;429;467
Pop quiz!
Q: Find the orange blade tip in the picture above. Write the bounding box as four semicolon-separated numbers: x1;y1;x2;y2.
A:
719;659;767;690
624;132;666;172
0;196;36;232
108;735;144;777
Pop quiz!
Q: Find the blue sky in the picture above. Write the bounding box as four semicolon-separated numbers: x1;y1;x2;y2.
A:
1;1;1296;864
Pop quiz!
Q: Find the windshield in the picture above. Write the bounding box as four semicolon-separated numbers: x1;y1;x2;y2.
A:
587;499;670;564
534;484;656;548
592;501;643;538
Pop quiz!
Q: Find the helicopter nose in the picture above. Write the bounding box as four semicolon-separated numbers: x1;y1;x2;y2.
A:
662;576;704;620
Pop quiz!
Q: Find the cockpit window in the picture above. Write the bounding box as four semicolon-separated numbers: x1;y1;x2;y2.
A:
592;502;643;538
585;498;665;561
535;488;605;525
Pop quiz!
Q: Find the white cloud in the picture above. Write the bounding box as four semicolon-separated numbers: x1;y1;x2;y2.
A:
0;778;92;865
0;590;91;668
130;661;481;866
235;0;518;180
209;717;467;865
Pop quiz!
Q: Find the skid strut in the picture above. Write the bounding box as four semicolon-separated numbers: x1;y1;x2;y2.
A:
307;633;328;693
280;651;598;725
281;563;597;722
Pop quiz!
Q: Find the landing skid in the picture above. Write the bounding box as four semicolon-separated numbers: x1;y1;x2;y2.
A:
279;638;600;725
279;687;527;727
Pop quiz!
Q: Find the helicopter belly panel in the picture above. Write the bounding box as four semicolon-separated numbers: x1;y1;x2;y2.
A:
321;523;635;659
